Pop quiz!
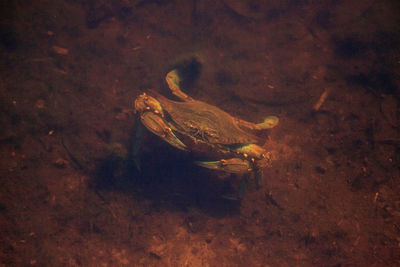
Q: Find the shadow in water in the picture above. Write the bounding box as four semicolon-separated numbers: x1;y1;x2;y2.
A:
90;137;240;217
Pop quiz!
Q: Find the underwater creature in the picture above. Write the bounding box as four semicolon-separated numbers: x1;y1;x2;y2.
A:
134;69;278;196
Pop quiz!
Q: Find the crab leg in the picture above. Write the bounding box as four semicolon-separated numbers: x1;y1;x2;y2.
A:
236;115;279;130
140;112;188;151
239;173;251;198
195;158;252;173
166;69;193;101
223;172;252;201
255;169;263;185
132;117;144;171
232;144;272;169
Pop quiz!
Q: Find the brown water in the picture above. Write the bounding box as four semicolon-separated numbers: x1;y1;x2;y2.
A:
1;0;399;266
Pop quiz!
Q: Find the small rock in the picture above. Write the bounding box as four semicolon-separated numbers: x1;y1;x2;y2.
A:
52;46;68;55
35;99;45;109
54;158;69;168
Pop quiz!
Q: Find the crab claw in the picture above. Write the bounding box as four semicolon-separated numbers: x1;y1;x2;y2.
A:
195;158;251;173
140;112;187;151
134;93;164;116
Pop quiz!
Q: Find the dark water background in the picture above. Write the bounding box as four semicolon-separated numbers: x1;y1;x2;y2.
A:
1;0;399;265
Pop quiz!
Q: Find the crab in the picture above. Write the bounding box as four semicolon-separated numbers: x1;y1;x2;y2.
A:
134;69;278;194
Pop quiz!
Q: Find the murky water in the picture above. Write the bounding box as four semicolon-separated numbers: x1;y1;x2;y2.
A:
1;0;399;265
